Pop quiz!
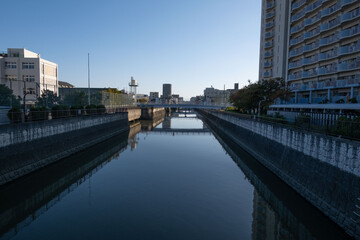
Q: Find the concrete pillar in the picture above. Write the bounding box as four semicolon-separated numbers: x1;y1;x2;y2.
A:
327;89;331;102
309;90;312;104
295;92;298;104
350;86;354;99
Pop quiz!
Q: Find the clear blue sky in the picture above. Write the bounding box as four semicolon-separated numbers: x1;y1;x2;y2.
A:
2;0;261;100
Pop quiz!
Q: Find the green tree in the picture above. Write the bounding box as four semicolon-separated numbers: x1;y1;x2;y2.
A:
0;84;21;107
230;78;290;114
36;90;60;108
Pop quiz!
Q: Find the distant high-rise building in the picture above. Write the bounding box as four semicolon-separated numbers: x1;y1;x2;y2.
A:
259;0;290;82
162;83;172;99
234;83;239;90
0;48;58;106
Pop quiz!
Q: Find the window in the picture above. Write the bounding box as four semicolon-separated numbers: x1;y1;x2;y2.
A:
24;88;35;94
22;62;35;69
5;62;16;69
5;75;17;81
23;75;35;82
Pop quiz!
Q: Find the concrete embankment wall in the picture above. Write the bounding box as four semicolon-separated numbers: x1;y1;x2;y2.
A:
126;108;141;121
141;107;166;120
0;113;129;186
199;110;360;239
0;131;129;239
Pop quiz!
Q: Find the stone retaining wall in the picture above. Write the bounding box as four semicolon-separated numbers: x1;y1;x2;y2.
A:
199;110;360;239
0;113;129;185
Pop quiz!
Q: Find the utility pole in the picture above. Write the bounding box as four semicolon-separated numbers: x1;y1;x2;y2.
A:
88;53;91;105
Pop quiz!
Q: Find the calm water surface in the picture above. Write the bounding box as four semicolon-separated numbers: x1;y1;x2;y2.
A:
0;113;352;240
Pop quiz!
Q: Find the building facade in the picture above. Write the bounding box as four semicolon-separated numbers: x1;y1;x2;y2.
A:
260;0;360;110
287;0;360;104
0;48;58;106
162;84;172;99
259;0;290;81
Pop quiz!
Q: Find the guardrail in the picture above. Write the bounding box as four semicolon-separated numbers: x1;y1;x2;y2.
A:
218;110;360;141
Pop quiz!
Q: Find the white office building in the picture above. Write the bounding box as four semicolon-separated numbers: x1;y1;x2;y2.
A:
0;48;58;106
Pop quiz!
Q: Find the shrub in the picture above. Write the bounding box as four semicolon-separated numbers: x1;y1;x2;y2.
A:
96;104;106;114
51;105;70;119
350;97;358;103
85;104;98;115
295;113;310;128
29;107;49;121
335;99;345;104
225;106;238;112
7;108;22;123
70;105;84;116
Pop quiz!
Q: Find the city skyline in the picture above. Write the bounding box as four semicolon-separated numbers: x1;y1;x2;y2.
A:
1;0;262;100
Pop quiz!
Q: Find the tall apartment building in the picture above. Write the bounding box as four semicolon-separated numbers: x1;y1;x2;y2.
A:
0;48;58;106
259;0;290;81
287;0;360;105
260;0;360;109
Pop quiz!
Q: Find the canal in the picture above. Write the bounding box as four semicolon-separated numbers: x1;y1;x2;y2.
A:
0;112;353;240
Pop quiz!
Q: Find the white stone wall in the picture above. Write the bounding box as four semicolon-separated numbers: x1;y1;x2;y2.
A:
0;114;127;148
212;111;360;177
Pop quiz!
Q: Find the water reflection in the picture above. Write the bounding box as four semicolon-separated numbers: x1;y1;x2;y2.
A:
0;113;353;240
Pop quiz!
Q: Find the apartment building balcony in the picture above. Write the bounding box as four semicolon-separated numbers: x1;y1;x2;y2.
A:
319;49;338;61
291;0;306;11
303;55;319;66
338;58;360;71
288;72;303;81
304;27;320;40
265;31;274;39
318;64;338;75
291;22;305;34
265;41;273;49
340;24;360;39
264;50;273;58
263;70;273;78
289;76;360;93
321;3;341;18
265;21;275;29
302;69;318;78
289;59;303;69
341;8;360;23
341;0;357;7
338;41;360;56
319;33;339;46
266;11;275;19
304;41;319;52
290;35;304;46
291;9;306;22
264;60;272;68
266;1;275;10
289;47;304;57
304;13;321;27
320;17;340;32
304;0;323;15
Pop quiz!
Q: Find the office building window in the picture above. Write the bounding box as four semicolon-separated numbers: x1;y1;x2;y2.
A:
22;62;35;69
5;75;17;81
24;88;35;94
5;62;17;69
23;75;35;82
